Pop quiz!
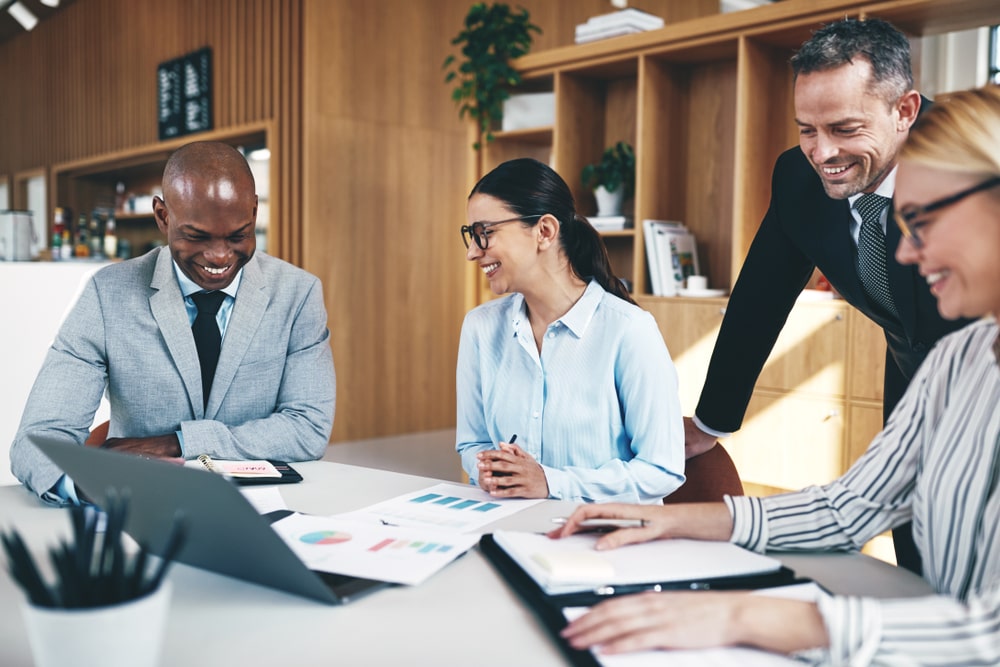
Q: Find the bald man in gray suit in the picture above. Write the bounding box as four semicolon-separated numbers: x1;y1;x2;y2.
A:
11;142;335;500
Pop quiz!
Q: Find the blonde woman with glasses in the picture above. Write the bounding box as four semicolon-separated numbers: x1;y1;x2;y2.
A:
552;86;1000;665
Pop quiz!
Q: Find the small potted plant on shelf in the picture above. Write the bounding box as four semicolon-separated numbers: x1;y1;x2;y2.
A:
442;2;542;150
581;141;636;217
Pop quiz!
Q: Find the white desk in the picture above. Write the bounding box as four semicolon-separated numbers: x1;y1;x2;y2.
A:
0;461;932;666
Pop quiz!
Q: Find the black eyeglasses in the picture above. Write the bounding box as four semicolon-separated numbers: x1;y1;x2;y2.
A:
895;175;1000;249
460;215;542;250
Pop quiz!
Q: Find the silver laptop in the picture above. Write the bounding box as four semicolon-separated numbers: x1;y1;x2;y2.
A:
30;434;391;605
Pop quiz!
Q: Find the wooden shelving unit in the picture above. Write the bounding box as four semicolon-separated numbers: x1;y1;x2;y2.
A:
469;0;998;492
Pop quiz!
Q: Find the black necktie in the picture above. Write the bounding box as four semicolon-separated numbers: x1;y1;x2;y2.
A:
854;193;898;318
191;291;227;407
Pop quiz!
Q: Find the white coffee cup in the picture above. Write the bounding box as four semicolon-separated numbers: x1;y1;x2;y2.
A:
686;275;708;291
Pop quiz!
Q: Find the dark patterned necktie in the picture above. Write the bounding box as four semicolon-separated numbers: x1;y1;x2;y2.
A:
854;193;898;318
191;291;227;407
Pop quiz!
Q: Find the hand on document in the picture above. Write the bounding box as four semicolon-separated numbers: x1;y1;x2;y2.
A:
560;590;824;661
547;502;734;551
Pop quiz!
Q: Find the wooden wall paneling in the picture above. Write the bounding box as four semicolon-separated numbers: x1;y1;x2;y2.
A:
303;0;471;442
0;0;300;267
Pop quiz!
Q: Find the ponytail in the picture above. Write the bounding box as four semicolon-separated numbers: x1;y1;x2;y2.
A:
562;215;636;305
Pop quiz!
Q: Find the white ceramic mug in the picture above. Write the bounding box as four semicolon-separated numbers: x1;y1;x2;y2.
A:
686;275;708;291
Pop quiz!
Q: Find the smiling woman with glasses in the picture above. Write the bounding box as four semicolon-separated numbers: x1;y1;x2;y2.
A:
895;175;1000;248
551;85;1000;666
455;157;685;504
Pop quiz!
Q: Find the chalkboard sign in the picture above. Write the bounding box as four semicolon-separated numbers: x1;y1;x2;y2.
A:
158;47;213;140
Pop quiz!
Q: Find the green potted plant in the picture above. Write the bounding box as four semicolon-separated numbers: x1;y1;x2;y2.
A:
581;141;636;216
443;3;541;149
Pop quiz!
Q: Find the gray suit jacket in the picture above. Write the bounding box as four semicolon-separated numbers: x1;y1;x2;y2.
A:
10;247;336;496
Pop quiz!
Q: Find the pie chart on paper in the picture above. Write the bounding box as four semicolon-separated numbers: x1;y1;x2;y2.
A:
299;530;352;545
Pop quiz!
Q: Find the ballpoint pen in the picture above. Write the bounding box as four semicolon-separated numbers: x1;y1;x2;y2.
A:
492;434;516;477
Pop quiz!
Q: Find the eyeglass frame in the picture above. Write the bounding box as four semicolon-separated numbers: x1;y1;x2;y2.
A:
460;214;543;250
894;175;1000;249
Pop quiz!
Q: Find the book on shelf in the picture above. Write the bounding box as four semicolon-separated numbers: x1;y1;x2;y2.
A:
588;215;631;232
574;8;664;44
642;220;699;296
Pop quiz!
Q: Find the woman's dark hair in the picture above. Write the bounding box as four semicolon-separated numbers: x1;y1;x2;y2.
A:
469;157;635;305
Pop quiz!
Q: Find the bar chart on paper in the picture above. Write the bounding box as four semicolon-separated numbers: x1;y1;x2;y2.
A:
273;513;479;585
337;483;545;533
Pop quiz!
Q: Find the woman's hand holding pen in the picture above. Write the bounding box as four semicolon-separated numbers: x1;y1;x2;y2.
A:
477;438;550;499
547;502;734;550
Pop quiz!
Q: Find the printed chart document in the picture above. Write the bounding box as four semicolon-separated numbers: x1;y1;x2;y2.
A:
493;530;784;596
272;513;478;585
240;486;288;514
336;482;545;533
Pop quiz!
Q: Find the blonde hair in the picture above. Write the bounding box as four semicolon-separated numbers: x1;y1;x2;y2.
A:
901;85;1000;179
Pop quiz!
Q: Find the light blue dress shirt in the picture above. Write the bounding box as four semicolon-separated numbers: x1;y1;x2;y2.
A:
456;280;685;503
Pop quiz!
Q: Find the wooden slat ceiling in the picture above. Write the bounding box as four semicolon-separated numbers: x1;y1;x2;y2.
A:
0;0;76;45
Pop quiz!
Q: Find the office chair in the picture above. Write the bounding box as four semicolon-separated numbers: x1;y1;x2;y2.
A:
664;443;743;505
85;420;110;447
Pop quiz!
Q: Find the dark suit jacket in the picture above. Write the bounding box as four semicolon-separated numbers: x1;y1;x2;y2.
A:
695;146;971;433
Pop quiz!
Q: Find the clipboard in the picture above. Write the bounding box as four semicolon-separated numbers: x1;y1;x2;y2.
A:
479;534;803;667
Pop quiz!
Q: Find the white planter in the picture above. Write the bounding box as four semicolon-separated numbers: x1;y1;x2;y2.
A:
594;185;625;217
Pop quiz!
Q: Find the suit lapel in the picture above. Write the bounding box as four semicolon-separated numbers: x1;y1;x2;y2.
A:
149;248;203;415
207;256;269;417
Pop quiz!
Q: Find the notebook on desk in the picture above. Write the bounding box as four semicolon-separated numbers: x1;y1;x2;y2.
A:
30;435;391;605
480;532;803;667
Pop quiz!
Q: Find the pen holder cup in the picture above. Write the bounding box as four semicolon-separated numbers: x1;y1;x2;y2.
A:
20;581;172;667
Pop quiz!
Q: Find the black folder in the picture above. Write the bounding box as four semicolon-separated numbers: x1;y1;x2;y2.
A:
479;533;801;667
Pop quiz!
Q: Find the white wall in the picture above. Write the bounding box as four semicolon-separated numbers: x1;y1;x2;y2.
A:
1;262;110;486
918;27;992;98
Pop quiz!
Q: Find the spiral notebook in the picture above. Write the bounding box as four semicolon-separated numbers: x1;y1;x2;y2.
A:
187;454;303;485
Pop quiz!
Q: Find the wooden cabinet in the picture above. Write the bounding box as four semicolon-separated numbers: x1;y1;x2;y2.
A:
468;0;995;493
49;122;273;260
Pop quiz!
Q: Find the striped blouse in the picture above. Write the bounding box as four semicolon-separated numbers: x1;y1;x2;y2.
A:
727;317;1000;665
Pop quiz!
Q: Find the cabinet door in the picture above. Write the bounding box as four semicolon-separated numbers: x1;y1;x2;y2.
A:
727;390;846;491
848;309;887;402
756;301;849;396
637;297;725;415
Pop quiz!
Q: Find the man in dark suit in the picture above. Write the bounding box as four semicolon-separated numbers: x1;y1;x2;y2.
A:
684;18;971;573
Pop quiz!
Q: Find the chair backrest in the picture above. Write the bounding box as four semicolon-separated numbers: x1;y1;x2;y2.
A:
664;443;743;505
85;420;110;447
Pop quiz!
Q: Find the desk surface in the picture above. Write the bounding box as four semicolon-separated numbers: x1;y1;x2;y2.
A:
0;461;933;666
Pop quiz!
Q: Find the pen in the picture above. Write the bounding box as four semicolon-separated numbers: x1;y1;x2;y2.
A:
552;517;647;532
492;434;516;477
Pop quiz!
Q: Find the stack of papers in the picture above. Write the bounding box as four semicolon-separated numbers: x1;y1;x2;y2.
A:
642;219;701;296
575;8;665;44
